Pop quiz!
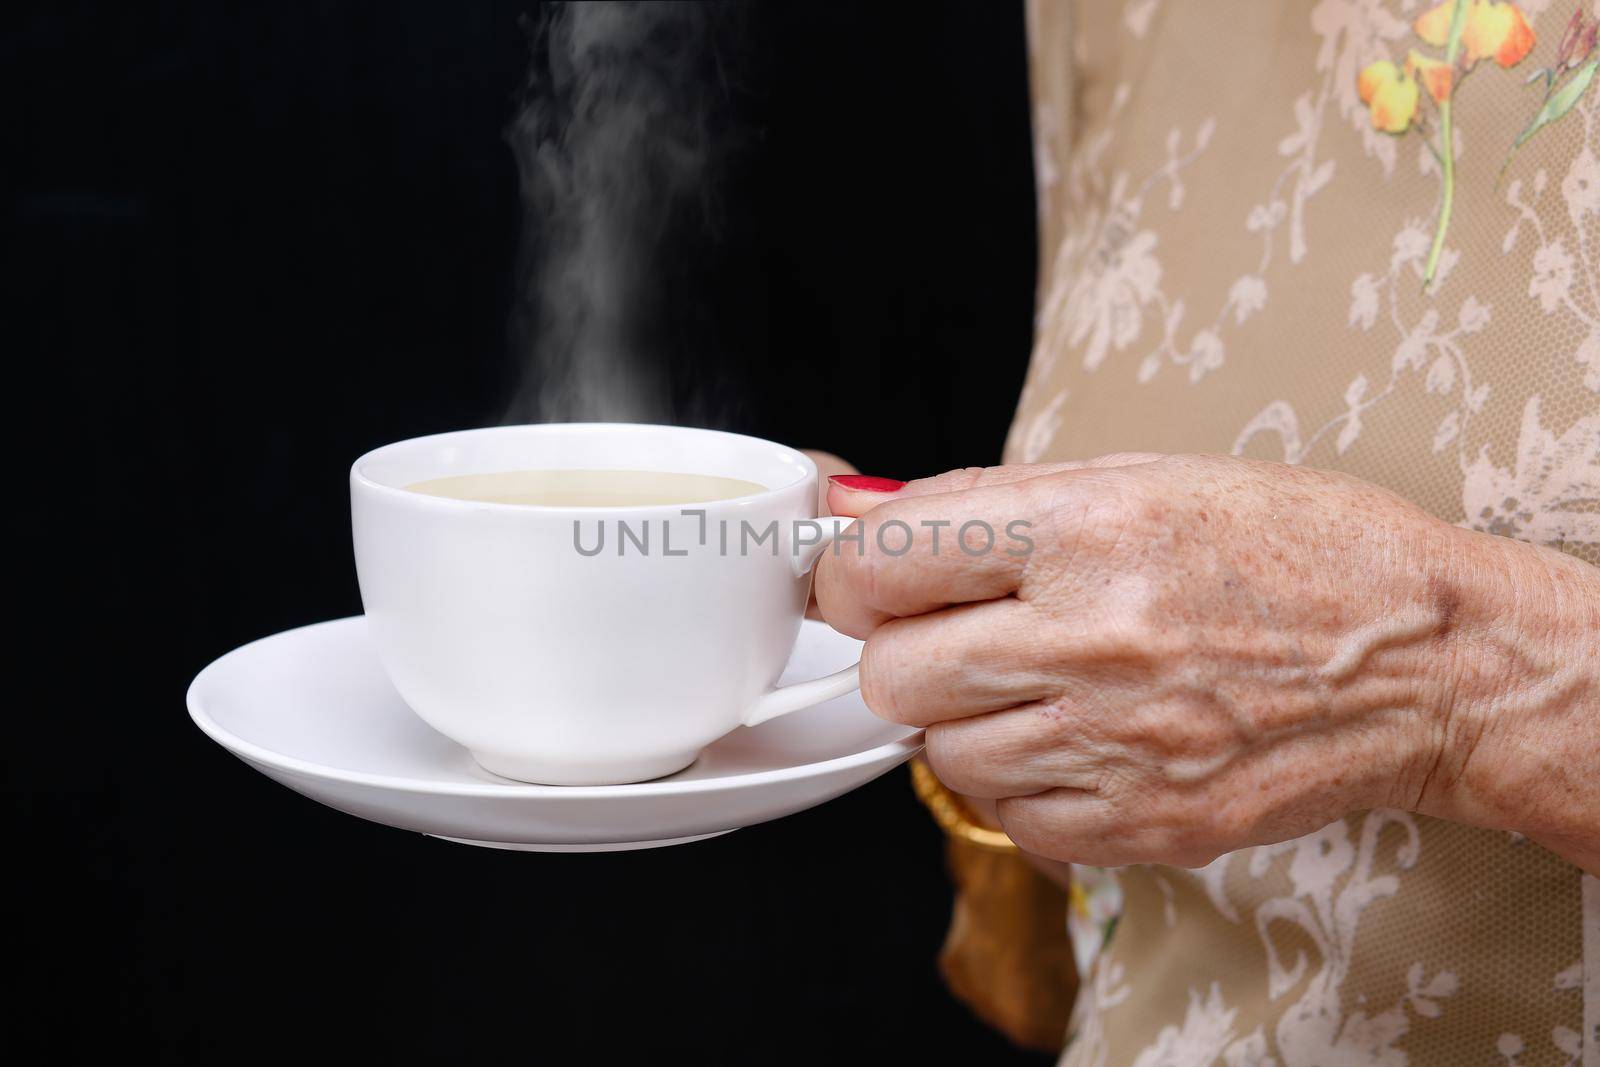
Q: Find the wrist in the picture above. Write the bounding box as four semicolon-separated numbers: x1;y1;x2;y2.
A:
1412;527;1600;855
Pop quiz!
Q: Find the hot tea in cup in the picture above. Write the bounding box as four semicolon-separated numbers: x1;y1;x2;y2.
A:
405;469;769;508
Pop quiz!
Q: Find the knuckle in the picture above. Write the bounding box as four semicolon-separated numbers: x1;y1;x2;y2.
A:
1158;838;1208;866
1034;477;1136;559
816;551;889;641
1117;480;1169;533
922;723;978;793
812;561;863;637
914;466;993;495
1090;451;1164;468
1109;786;1185;843
1116;824;1189;867
993;797;1055;855
1136;799;1211;863
858;631;918;724
1170;836;1227;869
1202;798;1257;854
1145;792;1242;867
1092;838;1154;868
833;529;878;599
812;554;842;604
994;794;1107;864
845;514;907;603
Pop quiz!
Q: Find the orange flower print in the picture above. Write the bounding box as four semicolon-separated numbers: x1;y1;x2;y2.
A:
1414;1;1536;69
1406;50;1454;104
1359;0;1541;289
1358;60;1420;131
1412;2;1455;46
1365;1;1596;290
1465;2;1537;66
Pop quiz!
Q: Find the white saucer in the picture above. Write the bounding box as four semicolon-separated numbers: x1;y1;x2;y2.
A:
187;617;922;851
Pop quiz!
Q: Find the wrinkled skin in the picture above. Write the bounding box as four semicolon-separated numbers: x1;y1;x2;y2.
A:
814;454;1600;874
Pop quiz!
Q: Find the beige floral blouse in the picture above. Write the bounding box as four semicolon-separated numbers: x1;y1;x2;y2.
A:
1006;2;1600;1064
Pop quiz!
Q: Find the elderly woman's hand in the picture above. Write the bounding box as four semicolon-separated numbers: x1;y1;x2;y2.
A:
816;454;1599;873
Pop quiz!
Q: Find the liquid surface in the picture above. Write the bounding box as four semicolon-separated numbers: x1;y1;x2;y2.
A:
404;469;770;507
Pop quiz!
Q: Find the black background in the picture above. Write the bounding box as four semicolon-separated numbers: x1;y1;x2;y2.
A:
8;2;1040;1062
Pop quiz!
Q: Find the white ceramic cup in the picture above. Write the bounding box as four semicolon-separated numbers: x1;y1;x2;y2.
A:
350;423;860;785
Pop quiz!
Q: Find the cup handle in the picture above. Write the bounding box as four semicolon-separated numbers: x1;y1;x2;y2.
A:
743;516;861;727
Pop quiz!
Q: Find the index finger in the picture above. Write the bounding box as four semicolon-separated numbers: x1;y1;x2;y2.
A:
814;455;1161;637
813;474;1056;638
826;453;1163;518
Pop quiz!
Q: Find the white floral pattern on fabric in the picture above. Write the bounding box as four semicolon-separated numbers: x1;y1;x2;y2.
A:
1071;956;1135;1067
1128;985;1273;1067
1232;209;1600;550
1501;86;1600;394
1461;395;1600;543
1233;218;1484;467
1253;815;1459;1067
1040;122;1215;378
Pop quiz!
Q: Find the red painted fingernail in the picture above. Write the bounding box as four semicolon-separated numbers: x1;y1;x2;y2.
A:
829;475;906;493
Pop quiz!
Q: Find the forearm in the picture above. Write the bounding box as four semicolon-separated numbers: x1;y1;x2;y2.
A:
1422;528;1600;874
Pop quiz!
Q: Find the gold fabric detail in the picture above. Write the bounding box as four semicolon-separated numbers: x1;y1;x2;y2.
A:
939;830;1079;1051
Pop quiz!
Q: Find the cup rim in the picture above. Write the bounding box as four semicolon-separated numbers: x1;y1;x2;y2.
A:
350;422;816;515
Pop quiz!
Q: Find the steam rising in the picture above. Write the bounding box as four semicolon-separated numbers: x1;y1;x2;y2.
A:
505;1;721;425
